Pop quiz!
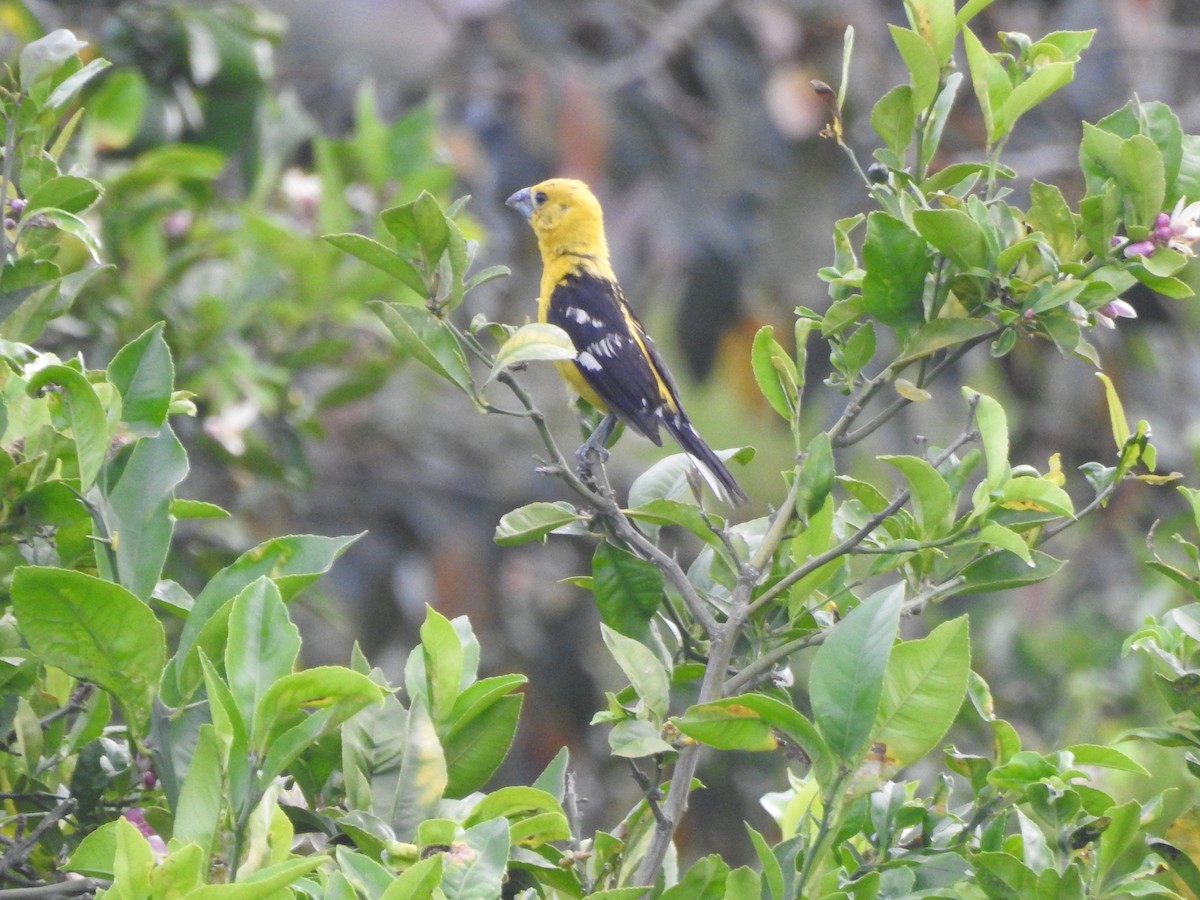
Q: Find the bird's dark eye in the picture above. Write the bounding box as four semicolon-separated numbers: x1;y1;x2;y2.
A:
534;191;548;205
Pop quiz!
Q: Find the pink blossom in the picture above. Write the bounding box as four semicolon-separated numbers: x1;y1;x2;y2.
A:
123;808;168;859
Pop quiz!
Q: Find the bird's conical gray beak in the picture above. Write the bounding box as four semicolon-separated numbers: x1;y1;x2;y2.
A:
505;187;533;220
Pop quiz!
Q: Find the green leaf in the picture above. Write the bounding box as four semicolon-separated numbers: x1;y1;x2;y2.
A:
904;0;958;65
107;323;175;436
995;61;1079;140
417;605;464;727
111;815;154;899
12;567;165;734
251;665;383;752
965;388;1009;490
325;233;427;297
171;499;230;520
1027;181;1079;262
372;301;478;402
871;85;916;157
977;523;1033;565
972;851;1038;898
173;724;223;862
962;27;1010;144
494;501;581;546
796;432;836;520
412;191;451;270
1094;372;1130;451
862;212;929;327
391;700;448;841
889;25;940;112
751;325;797;420
182;856;325;898
958;548;1064;593
912;208;990;270
96;425;189;599
36;209;104;263
674;694;833;786
173;533;361;700
627;447;753;508
87;67;148;150
810;584;903;765
439;817;510;900
380;855;443;900
601;624;670;723
65;820;120;878
609;718;674;758
1000;476;1074;517
25;363;108;492
895;318;996;366
593;542;663;641
881;454;953;536
1064;743;1149;777
226;578;301;730
24;174;101;215
487;322;577;382
872;616;970;775
444;693;522;798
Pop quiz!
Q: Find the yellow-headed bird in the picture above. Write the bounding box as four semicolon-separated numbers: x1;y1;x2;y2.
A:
506;178;748;506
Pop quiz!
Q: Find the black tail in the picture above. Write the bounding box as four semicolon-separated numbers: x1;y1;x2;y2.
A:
664;414;748;506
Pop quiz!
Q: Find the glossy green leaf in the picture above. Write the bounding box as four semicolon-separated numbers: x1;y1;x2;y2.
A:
325;233;426;297
95;425;188;599
25;174;101;215
872;616;970;774
391;700;448;841
966;388;1009;490
675;694;833;786
609;718;674;758
977;523;1033;565
895;318;996;366
172;532;361;699
1001;476;1074;517
593;542;663;641
601;624;670;723
439;817;510;900
959;548;1064;594
494;501;581;546
25;363;108;492
12;567;165;734
182;856;325;898
810;584;903;764
913;209;990;270
962;27;1010;143
251;665;385;753
995;60;1081;140
372;301;478;402
107;323;174;436
882;454;953;536
173;724;222;862
751;325;797;420
889;25;940;111
444;694;522;797
487;322;576;382
871;85;916;157
380;855;443;899
862;212;929;327
226;577;300;729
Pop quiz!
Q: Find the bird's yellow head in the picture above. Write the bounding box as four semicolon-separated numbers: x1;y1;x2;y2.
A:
506;178;609;261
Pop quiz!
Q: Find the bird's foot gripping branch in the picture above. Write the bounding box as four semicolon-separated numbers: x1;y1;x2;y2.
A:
328;6;1200;899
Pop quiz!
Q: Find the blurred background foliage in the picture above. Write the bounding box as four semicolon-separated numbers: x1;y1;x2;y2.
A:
4;0;1199;864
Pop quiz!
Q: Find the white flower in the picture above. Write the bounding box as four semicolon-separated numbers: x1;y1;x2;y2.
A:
1166;197;1200;256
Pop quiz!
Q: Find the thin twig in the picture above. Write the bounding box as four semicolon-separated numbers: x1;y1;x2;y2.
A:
0;799;75;875
0;879;108;898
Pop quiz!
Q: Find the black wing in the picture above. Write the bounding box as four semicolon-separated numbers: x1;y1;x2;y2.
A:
546;271;676;444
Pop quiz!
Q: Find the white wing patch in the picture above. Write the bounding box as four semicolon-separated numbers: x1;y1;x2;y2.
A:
566;306;601;326
578;350;602;371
